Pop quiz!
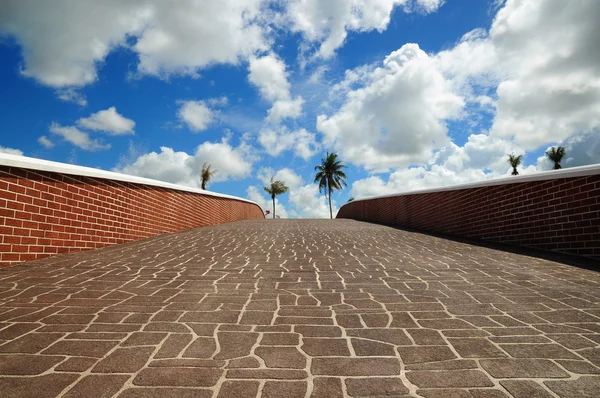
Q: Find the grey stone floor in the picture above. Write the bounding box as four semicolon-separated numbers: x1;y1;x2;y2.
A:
0;219;599;397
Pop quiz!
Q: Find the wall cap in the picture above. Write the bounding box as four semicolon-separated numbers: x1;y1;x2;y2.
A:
342;163;600;208
0;153;260;206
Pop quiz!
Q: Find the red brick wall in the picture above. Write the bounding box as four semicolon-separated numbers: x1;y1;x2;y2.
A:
0;166;264;265
338;173;600;260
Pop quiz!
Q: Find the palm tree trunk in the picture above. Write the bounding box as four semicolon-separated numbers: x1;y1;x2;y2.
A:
272;196;276;219
328;185;333;219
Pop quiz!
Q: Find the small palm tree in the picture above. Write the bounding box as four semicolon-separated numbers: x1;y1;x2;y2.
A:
507;153;523;175
545;146;566;170
264;177;288;219
315;152;348;219
200;163;217;190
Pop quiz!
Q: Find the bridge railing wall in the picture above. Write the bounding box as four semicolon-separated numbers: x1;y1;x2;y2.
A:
337;165;600;260
0;154;264;265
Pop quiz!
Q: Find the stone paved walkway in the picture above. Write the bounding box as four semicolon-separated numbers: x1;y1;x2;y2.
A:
1;219;600;398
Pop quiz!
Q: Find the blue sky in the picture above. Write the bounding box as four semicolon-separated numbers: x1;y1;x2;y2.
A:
1;0;599;218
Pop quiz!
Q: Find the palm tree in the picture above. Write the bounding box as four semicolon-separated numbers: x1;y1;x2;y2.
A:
200;163;217;190
263;177;288;219
545;146;566;170
507;153;523;175
314;152;348;219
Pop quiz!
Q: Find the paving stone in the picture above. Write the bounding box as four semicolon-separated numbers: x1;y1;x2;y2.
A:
261;332;300;345
183;337;216;358
2;219;600;397
55;356;98;372
217;380;260;398
499;343;579;359
311;377;344;398
545;376;600;398
92;347;154;373
312;358;401;376
416;389;471;398
345;377;409;396
42;339;119;357
556;360;600;374
226;369;307;379
0;354;64;374
352;338;396;356
407;370;494;388
0;332;63;353
0;323;39;339
133;368;221;387
227;356;260;368
263;381;307;398
121;332;167;346
347;328;412;345
255;346;306;369
63;375;129;398
214;332;258;359
294;325;342;337
418;319;477;329
118;388;212;397
149;359;224;367
301;338;350;356
407;359;478;371
480;358;569;378
2;373;71;397
449;338;507;358
407;328;446;345
500;380;554;398
397;346;457;364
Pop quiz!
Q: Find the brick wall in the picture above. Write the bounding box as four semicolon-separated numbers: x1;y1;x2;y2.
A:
337;167;600;260
0;158;264;266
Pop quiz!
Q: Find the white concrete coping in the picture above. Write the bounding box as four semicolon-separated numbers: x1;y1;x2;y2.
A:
0;153;260;206
342;163;600;205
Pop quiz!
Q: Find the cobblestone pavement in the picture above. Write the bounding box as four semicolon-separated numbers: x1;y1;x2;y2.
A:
1;219;600;398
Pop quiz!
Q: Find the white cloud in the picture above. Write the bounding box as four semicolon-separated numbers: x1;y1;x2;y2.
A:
318;43;464;171
37;136;55;149
77;107;135;135
0;0;267;88
0;146;24;156
177;101;215;132
257;167;303;190
285;0;444;59
258;127;319;160
56;88;88;106
49;122;110;151
289;184;335;218
266;97;304;124
248;53;291;102
436;0;600;150
116;137;255;187
248;53;304;124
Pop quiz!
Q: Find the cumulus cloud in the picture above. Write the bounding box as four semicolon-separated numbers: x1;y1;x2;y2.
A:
49;122;111;151
0;146;24;156
289;183;335;218
258;127;319;160
285;0;445;59
37;136;55;149
318;43;464;171
266;97;304;124
436;0;600;150
116;136;255;187
0;0;267;88
77;107;135;135
248;53;304;124
177;101;215;132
